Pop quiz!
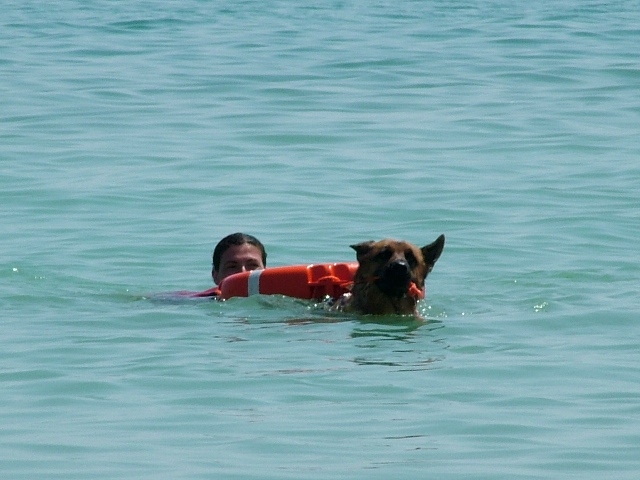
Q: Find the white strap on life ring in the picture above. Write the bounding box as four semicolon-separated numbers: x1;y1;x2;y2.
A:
247;269;262;296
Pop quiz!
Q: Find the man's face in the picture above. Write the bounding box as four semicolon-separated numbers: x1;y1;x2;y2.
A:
213;243;265;284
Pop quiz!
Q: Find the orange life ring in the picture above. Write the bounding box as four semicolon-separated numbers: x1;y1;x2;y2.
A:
218;263;358;301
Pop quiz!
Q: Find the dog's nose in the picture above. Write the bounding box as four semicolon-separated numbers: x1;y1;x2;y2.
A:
387;260;411;279
375;260;412;297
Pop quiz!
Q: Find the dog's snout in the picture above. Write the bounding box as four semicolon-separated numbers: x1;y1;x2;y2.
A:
375;260;412;297
386;260;411;279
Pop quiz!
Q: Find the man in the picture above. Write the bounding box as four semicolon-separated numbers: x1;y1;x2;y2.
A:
212;232;267;285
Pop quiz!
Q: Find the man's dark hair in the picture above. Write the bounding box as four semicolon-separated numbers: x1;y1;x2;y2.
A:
212;232;267;273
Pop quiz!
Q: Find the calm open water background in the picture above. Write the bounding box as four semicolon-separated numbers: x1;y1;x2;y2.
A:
2;1;639;478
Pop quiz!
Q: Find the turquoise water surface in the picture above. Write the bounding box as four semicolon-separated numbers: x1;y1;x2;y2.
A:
2;1;639;478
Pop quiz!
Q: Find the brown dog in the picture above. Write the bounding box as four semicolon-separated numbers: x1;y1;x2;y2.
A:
339;235;445;316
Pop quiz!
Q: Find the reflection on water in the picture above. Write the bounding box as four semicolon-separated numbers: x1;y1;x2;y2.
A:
351;320;447;371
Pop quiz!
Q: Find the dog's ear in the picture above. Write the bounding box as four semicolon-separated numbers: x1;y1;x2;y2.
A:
350;241;375;261
421;234;445;268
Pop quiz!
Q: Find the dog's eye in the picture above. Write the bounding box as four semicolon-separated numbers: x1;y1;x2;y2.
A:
405;250;418;268
376;247;393;261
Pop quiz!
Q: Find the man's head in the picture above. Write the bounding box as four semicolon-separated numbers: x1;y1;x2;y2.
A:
212;233;267;285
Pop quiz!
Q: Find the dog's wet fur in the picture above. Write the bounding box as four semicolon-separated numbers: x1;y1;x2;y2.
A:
339;235;445;317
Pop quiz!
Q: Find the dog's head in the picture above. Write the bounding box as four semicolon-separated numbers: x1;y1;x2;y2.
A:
348;235;445;315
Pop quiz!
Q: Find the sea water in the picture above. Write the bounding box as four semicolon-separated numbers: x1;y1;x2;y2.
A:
2;1;639;478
